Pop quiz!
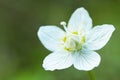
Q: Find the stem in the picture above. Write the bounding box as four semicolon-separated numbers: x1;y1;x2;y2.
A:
88;70;96;80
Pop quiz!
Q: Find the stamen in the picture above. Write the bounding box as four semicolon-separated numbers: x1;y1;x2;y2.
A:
60;21;67;32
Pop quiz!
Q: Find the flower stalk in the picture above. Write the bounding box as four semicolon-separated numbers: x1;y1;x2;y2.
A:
88;71;95;80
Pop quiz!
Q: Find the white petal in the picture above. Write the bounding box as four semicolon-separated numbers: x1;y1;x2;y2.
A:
85;24;115;50
37;26;65;51
68;7;92;33
73;49;101;71
43;50;73;71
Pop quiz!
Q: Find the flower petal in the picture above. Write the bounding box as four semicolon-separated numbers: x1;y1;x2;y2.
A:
68;7;92;33
73;49;101;71
43;50;73;71
85;24;115;50
37;26;65;51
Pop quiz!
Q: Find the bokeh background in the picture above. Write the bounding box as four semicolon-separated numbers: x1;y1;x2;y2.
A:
0;0;120;80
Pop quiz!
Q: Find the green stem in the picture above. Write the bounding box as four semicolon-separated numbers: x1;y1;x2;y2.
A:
88;71;96;80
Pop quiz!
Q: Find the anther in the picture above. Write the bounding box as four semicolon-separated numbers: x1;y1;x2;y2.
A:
60;21;66;26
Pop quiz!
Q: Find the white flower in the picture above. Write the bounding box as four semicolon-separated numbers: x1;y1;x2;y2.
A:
37;7;115;71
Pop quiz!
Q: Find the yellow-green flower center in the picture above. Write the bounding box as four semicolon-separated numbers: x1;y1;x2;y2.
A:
63;34;86;52
60;21;86;52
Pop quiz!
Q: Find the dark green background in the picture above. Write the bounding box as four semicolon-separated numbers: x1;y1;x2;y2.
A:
0;0;120;80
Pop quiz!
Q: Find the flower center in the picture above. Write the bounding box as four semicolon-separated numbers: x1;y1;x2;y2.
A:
60;21;86;52
63;35;86;52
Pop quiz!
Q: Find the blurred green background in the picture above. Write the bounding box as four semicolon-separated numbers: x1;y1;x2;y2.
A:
0;0;120;80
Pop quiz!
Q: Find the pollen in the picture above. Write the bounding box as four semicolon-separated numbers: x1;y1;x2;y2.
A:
63;37;67;42
64;47;72;51
72;31;78;35
79;36;86;46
